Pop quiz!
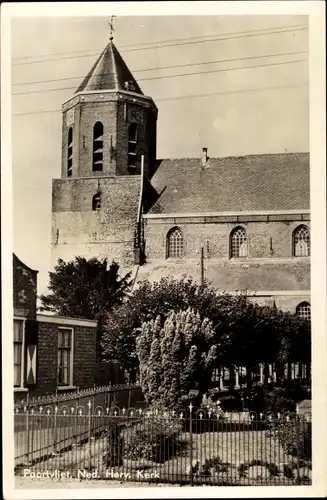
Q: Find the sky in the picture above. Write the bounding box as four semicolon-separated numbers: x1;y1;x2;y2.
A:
10;14;309;296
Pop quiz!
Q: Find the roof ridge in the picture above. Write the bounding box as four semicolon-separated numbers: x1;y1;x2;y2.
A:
157;152;310;162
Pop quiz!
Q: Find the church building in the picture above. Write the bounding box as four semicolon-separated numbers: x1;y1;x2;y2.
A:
51;37;310;318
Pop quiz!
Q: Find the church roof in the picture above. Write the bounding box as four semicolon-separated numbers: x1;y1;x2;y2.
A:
75;40;143;95
149;152;309;214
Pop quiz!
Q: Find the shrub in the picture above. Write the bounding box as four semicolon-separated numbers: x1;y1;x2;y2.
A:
218;395;243;412
275;416;311;460
248;385;296;414
103;422;123;467
123;411;186;463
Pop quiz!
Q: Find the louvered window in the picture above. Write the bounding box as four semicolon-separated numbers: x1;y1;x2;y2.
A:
92;122;104;171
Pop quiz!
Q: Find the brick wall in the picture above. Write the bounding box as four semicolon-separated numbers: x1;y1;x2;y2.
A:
61;93;157;179
144;219;311;260
30;320;96;397
51;176;141;269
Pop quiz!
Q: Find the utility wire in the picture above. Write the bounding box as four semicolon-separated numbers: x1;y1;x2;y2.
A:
12;82;308;117
12;25;308;66
12;23;308;62
12;50;308;87
12;59;307;97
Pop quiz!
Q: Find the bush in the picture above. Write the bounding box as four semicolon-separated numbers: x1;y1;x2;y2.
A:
123;411;187;463
218;395;243;412
248;385;296;414
280;379;311;403
103;422;123;467
276;416;311;460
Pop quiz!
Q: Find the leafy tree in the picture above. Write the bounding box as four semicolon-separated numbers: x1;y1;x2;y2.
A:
101;278;244;380
40;257;132;357
136;309;218;409
101;277;311;383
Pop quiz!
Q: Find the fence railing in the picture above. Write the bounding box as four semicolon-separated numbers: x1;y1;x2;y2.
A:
14;384;145;414
14;405;312;486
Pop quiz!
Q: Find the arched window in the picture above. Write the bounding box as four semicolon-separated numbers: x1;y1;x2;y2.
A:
167;227;184;258
92;193;101;211
92;122;104;171
296;302;311;321
293;225;310;257
67;127;73;177
128;124;137;169
230;227;247;258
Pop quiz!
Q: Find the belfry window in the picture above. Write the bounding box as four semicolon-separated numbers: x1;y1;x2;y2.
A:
67;127;73;177
296;302;311;321
230;227;247;258
293;225;310;257
167;227;184;258
92;121;104;172
92;193;101;211
128;124;137;169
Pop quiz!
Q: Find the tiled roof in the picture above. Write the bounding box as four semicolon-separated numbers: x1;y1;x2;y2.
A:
149;153;309;214
75;41;143;95
136;259;310;292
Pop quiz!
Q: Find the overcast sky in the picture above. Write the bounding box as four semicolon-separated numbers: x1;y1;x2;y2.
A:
11;15;309;296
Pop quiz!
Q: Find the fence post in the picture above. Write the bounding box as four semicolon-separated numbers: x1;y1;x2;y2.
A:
87;400;92;470
189;403;193;485
53;405;58;455
295;416;301;484
24;401;30;465
127;387;132;410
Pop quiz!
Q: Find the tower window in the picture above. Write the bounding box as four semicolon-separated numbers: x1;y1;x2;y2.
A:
230;227;247;258
67;127;73;177
128;124;137;169
167;227;184;258
296;302;311;321
92;193;101;211
293;225;310;257
92;121;104;172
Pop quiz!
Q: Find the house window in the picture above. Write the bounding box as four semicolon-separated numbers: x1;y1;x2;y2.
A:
230;227;247;258
296;302;311;321
167;227;184;258
57;328;73;386
128;124;137;169
14;319;24;387
92;193;101;211
67;127;73;177
293;225;310;257
92;122;104;171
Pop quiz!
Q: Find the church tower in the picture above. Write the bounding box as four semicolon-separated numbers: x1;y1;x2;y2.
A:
51;34;158;271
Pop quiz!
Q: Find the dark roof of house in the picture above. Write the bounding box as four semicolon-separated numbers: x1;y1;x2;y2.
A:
75;41;143;95
136;259;310;292
149;153;309;214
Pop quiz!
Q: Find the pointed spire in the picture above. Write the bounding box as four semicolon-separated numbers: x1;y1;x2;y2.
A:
75;39;143;95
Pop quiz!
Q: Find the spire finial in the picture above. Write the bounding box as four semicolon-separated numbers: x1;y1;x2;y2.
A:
109;15;116;41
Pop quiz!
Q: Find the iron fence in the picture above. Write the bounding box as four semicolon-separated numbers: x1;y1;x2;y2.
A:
14;404;312;486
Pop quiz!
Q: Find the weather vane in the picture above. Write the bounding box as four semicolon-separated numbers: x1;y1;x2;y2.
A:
109;15;116;41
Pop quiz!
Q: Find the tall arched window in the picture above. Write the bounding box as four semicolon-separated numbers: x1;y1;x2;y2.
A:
230;227;247;258
167;227;184;258
92;121;104;171
293;225;310;257
67;127;73;177
296;302;311;321
92;193;101;211
128;124;137;169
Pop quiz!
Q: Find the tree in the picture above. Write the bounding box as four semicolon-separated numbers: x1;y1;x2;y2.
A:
101;277;311;383
101;278;243;380
40;257;132;356
136;309;218;410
